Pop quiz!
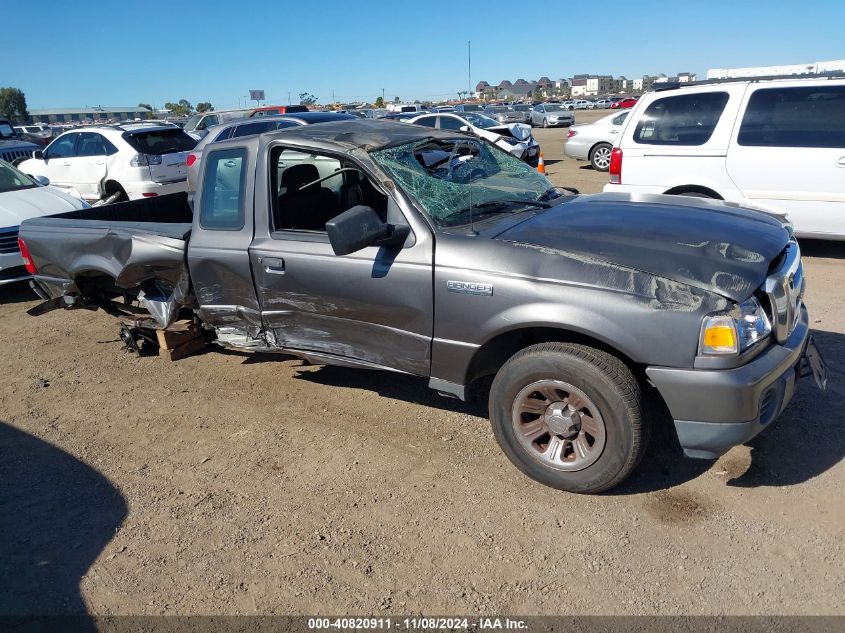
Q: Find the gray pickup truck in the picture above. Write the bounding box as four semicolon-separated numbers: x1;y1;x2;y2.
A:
18;120;826;493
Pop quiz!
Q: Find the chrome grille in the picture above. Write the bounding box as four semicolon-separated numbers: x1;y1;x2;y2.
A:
0;149;33;164
764;240;804;344
0;227;19;254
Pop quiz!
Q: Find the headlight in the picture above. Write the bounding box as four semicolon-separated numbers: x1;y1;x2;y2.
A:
699;297;771;355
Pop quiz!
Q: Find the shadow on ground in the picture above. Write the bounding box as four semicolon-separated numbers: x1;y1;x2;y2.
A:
799;238;845;260
0;421;127;617
0;280;38;305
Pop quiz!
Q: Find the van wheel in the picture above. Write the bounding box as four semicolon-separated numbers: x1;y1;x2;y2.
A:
590;143;613;171
488;343;646;494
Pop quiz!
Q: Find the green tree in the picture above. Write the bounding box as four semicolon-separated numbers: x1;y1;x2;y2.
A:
0;87;29;121
374;96;384;108
138;103;153;111
298;92;317;106
164;99;193;116
196;102;214;113
393;96;400;104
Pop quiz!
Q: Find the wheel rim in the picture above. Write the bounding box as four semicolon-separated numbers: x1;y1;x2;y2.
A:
511;380;606;472
593;146;611;169
543;119;548;127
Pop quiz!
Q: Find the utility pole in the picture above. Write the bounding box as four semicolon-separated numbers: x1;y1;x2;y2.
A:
468;40;472;98
288;91;291;105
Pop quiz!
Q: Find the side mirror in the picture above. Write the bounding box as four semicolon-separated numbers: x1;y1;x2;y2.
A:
326;205;409;256
33;150;43;159
459;125;471;133
32;175;50;186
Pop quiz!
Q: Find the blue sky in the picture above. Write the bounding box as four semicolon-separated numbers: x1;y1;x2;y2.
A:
6;0;844;110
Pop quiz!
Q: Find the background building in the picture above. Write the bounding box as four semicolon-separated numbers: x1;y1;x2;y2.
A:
707;59;845;79
29;106;151;124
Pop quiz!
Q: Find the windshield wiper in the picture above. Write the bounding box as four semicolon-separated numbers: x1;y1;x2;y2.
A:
446;198;551;227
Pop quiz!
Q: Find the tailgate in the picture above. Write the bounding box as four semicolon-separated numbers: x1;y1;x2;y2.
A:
150;151;189;183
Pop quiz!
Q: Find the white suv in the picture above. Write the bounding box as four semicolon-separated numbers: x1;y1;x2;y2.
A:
603;77;845;239
18;123;197;203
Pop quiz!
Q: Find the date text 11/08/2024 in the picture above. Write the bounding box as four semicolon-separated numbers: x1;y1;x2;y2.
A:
307;618;528;630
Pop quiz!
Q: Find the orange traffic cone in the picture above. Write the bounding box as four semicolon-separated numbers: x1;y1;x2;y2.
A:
537;153;546;174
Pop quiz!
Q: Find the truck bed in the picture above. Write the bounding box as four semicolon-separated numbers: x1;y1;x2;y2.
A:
20;193;194;326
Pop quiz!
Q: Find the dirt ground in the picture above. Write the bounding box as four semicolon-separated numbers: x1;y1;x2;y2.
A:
1;111;843;616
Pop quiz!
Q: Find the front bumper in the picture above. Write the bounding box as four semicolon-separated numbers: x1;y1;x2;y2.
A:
646;305;810;459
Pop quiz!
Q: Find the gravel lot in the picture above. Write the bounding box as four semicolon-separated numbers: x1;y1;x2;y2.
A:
1;111;843;616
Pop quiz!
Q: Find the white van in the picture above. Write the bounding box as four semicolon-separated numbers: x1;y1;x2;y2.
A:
603;77;845;239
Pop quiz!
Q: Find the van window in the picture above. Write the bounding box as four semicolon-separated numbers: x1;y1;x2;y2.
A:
200;148;247;230
738;85;845;148
634;92;729;146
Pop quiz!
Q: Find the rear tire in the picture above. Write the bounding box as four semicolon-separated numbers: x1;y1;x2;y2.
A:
103;182;128;203
488;343;646;494
589;143;613;172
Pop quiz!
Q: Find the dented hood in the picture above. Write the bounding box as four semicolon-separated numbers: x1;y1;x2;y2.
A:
494;192;790;302
489;123;532;141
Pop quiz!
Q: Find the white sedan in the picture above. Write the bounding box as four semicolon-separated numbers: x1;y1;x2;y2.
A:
0;160;88;286
408;112;541;166
563;110;630;171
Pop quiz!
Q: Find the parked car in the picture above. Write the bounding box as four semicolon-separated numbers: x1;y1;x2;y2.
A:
610;97;639;109
603;77;845;239
453;104;483;113
183;110;250;140
482;106;525;125
409;112;540;165
564;110;630;171
13;124;53;147
0;159;88;286
0;119;40;165
248;105;309;117
572;100;594;110
561;100;576;111
18;123;198;203
530;104;575;128
378;111;426;122
593;99;614;109
19;119;825;493
511;103;533;123
186;111;356;190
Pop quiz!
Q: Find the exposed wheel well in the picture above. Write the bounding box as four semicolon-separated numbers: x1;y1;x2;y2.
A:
466;327;641;387
663;185;723;199
103;180;127;196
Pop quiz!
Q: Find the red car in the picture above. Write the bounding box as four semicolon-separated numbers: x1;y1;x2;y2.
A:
248;105;309;117
610;97;639;109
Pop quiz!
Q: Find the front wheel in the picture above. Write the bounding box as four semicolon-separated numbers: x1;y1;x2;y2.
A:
590;143;613;172
543;118;549;128
488;343;647;494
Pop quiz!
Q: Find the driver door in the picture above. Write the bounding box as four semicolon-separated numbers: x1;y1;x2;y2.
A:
248;146;434;375
39;133;79;190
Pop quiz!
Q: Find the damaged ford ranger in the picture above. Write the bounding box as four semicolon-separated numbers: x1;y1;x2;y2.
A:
18;120;827;493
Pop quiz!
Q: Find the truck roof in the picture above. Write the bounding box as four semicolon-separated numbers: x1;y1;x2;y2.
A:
257;119;460;151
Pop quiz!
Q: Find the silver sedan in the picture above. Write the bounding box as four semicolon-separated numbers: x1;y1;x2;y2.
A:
563;110;629;171
529;104;575;128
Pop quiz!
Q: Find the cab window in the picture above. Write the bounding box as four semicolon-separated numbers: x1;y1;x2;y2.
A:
634;92;729;145
200;148;247;230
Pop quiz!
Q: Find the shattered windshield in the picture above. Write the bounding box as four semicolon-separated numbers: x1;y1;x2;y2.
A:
370;138;555;227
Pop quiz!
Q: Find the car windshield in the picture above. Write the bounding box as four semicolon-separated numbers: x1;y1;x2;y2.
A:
462;113;500;129
0;123;17;139
0;160;36;193
370;138;555;227
514;105;531;111
459;104;482;112
489;107;509;113
183;114;203;131
544;105;565;112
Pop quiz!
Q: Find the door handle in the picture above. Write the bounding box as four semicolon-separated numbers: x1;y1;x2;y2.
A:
62;162;71;166
94;160;105;165
261;257;285;274
609;129;618;134
837;157;845;167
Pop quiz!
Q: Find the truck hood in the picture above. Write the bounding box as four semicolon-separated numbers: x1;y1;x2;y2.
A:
494;192;790;302
0;186;88;227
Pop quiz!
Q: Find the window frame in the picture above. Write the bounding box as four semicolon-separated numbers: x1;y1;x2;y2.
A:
45;132;79;159
199;147;248;231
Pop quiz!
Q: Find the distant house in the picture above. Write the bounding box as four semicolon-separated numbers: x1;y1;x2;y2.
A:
497;79;513;91
29;106;152;124
475;81;493;99
497;81;537;100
